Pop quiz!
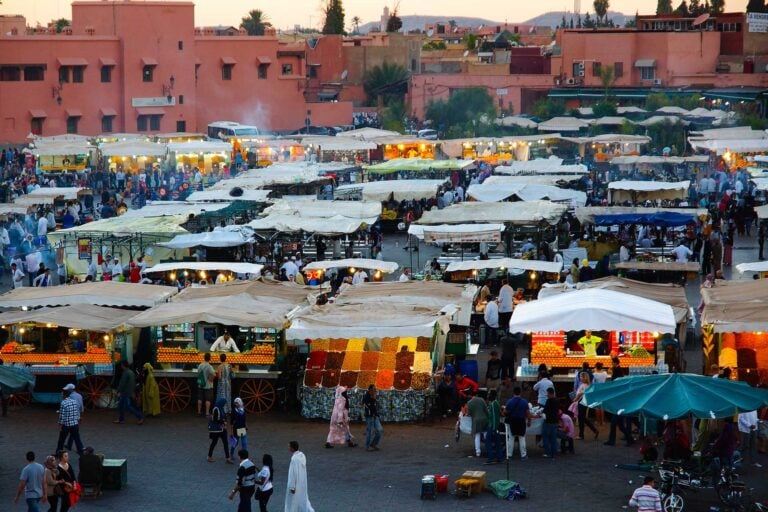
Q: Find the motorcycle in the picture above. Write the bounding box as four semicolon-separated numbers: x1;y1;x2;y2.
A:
656;458;745;512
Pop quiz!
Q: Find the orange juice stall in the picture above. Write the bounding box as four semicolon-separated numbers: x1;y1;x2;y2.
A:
124;280;313;413
0;304;140;407
510;288;676;383
701;278;768;385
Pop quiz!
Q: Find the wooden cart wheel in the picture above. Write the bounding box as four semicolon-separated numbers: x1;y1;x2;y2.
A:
8;391;31;408
80;376;110;409
157;377;191;413
240;379;275;414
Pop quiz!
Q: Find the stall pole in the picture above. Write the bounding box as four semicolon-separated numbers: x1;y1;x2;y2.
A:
408;234;413;272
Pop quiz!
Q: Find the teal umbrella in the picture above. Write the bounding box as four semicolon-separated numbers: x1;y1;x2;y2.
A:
0;365;35;394
582;373;768;420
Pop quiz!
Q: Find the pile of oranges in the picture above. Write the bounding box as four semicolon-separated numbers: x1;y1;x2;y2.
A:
531;343;564;359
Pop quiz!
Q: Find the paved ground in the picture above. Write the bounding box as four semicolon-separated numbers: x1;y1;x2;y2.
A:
1;399;766;512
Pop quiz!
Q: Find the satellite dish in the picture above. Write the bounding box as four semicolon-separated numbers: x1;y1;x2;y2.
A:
463;50;469;57
692;13;710;27
340;69;348;81
427;29;434;37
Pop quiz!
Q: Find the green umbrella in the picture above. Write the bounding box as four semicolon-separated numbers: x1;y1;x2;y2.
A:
582;373;768;420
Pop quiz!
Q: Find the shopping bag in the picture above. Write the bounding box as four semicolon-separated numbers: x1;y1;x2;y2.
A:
459;413;472;435
489;480;517;499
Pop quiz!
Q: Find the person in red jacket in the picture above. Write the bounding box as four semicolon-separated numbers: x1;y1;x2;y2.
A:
455;373;479;399
129;262;140;283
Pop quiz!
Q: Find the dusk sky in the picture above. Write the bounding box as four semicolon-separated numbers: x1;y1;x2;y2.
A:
0;0;750;30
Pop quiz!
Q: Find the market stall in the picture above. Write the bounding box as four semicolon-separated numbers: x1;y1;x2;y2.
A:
208;162;335;197
238;138;305;167
31;141;94;172
125;280;312;413
303;258;397;283
607;180;690;205
700;279;768;385
13;187;92;221
289;299;456;422
376;137;437;160
494;157;588;177
365;158;474;180
466;181;587;205
0;304;141;406
167;140;232;174
510;288;675;382
99;140;168;174
141;261;263;285
302;136;376;164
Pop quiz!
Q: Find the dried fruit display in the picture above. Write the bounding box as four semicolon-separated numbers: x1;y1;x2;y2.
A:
357;371;377;389
411;372;431;390
360;352;379;371
321;370;340;388
339;371;358;388
304;369;323;387
376;369;394;390
395;351;414;372
324;352;344;370
341;351;362;371
393;371;412;391
378;352;396;370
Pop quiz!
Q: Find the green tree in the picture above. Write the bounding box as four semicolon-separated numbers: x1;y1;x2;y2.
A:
593;0;610;25
625;11;638;28
619;119;640;135
386;3;403;32
240;10;272;36
674;1;690;15
709;0;725;14
656;0;673;14
425;89;496;138
583;12;595;29
593;100;617;117
351;16;361;34
464;33;477;50
597;64;617;98
422;40;447;50
53;18;71;33
561;15;568;28
646;119;687;154
363;61;410;106
322;0;346;35
381;99;407;132
532;98;566;118
689;0;705;15
747;0;766;12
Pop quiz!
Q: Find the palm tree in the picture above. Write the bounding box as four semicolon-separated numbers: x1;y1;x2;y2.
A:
593;0;610;26
240;9;272;36
363;61;410;106
351;16;361;34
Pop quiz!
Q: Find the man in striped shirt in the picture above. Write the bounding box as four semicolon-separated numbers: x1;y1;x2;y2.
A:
629;476;662;512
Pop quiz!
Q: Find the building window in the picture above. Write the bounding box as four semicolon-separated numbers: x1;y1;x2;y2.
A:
258;64;268;79
222;63;233;80
178;40;184;50
572;62;584;78
66;116;79;134
281;63;293;75
307;66;318;79
30;117;44;136
0;66;21;81
640;66;655;81
138;114;162;131
101;116;114;133
72;66;85;83
614;62;624;78
101;65;113;83
179;94;184;105
23;66;45;81
142;65;155;82
592;62;602;76
59;66;70;83
176;120;186;132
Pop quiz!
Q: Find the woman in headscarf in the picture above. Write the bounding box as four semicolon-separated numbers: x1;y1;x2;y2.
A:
325;386;355;448
44;454;63;510
229;397;248;459
207;398;232;464
141;362;160;417
216;353;232;414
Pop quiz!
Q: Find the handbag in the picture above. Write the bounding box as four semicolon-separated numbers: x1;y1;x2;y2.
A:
196;369;206;388
208;419;223;433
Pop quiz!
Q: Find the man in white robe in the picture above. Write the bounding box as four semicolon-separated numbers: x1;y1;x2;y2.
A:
285;441;314;512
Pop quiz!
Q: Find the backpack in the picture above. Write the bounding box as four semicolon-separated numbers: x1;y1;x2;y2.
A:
196;367;207;388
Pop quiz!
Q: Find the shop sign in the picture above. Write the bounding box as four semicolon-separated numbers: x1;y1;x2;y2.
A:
747;13;768;33
77;238;92;260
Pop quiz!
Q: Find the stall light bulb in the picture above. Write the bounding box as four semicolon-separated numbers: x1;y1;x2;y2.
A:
349;267;356;274
653;331;660;338
19;327;25;334
169;272;177;281
72;330;78;335
21;306;28;311
103;335;110;341
200;271;207;279
46;323;53;328
183;270;189;277
472;270;478;275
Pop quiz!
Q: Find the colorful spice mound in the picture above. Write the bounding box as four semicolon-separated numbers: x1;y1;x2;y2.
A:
376;369;395;390
341;351;362;371
413;352;432;373
347;338;366;351
324;352;344;370
395;351;415;372
360;351;380;371
378;352;396;371
304;369;323;387
307;351;328;370
311;339;330;352
416;337;431;352
330;338;348;352
411;372;431;390
393;371;412;391
339;371;358;388
380;337;399;352
321;370;340;388
398;337;417;352
357;371;377;389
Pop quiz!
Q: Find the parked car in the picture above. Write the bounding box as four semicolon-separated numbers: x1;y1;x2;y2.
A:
417;129;438;140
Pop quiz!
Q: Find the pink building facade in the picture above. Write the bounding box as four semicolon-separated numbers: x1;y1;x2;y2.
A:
0;1;353;143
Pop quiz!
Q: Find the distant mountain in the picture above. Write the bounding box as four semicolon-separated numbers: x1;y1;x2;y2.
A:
359;15;503;34
522;10;631;28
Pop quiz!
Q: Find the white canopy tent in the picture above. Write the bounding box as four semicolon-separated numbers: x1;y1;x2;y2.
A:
637;116;690;127
574;206;707;225
334;179;448;202
304;258;398;273
167;140;232;154
417;200;568;226
608;180;690;203
0;282;178;308
495;158;588;176
142;261;263;277
609;155;708;165
407;223;505;243
736;261;768;273
185;189;272;203
119;201;231;219
482;175;582;186
248;214;375;235
445;258;562;274
656;106;690;115
537;117;589;132
467;182;587;205
14;187;90;206
262;198;381;219
336;127;401;140
157;231;254;249
99;140;168;157
508;288;676;333
495;116;538;129
31;142;94;157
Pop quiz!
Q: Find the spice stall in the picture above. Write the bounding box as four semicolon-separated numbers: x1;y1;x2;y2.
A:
700;278;768;385
166;140;232;174
125;280;312;413
291;281;471;422
0;282;177;407
510;288;676;384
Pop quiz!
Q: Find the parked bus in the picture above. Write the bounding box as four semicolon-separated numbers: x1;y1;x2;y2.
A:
207;121;261;140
